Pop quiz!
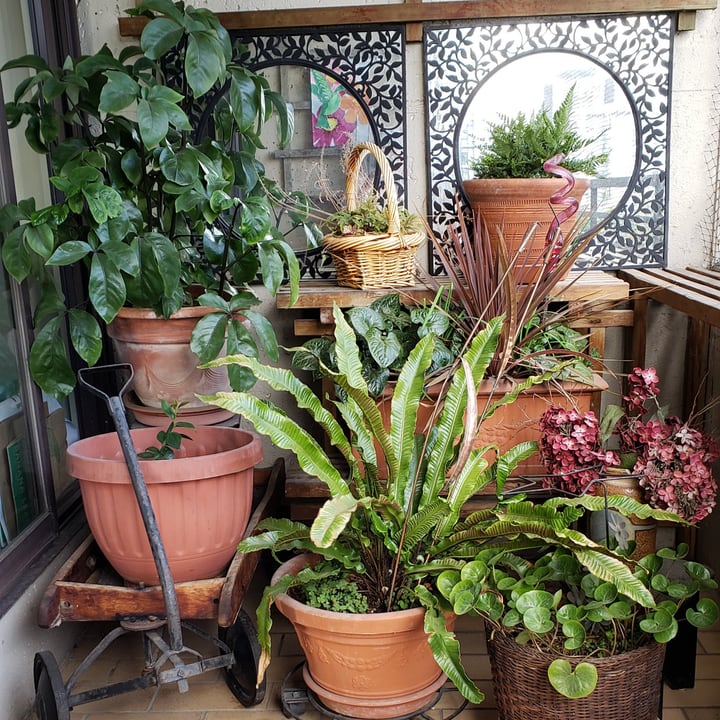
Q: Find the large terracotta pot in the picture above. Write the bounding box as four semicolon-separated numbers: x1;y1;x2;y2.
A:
272;555;447;719
376;375;606;477
107;306;233;422
67;426;262;585
462;177;590;284
487;628;665;720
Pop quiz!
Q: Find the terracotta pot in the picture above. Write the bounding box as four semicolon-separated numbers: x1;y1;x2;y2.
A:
589;469;657;559
272;555;447;719
487;628;665;720
462;177;590;284
107;306;233;421
375;375;606;478
67;426;262;585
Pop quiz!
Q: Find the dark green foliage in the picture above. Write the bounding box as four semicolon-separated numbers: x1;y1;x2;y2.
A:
292;291;464;397
300;572;370;613
471;87;609;179
324;196;423;236
137;400;194;460
0;0;314;399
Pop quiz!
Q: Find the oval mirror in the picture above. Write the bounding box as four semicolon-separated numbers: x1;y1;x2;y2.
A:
456;51;637;234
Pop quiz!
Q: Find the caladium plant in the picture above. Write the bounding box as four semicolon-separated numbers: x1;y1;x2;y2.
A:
0;0;315;399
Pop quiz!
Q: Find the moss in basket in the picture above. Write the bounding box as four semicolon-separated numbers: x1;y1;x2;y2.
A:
324;196;423;236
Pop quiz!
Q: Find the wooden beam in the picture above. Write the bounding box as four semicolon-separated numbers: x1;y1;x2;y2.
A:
118;0;717;36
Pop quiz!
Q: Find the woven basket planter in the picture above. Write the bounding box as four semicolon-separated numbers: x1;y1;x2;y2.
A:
323;142;424;289
487;629;665;720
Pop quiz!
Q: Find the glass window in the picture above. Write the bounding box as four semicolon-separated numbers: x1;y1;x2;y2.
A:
0;0;81;616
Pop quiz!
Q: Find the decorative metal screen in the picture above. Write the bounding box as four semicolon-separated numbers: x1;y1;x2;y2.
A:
425;14;674;273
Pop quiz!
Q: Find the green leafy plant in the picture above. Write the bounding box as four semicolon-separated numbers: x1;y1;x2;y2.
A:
436;538;718;699
0;0;315;399
292;290;465;397
198;309;685;704
324;195;422;237
470;86;609;179
137;400;194;460
301;573;370;614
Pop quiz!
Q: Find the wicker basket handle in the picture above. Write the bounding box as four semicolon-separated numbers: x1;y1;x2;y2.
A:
345;142;400;236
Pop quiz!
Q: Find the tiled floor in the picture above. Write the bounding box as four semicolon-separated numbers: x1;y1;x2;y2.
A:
33;563;720;720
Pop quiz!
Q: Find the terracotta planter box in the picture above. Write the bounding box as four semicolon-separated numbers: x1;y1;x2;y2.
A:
376;375;606;478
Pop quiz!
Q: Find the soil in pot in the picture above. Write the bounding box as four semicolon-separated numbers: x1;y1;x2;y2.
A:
67;426;262;585
272;555;447;720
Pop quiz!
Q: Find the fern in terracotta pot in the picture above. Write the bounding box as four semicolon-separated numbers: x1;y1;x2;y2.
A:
462;86;608;284
0;0;313;405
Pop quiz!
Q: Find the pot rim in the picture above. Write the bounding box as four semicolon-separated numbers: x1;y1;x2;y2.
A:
67;426;263;483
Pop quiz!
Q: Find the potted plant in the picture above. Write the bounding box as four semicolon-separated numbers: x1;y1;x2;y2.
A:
0;0;312;412
66;399;263;585
539;366;719;523
436;537;718;719
462;86;608;283
322;142;425;289
198;308;680;717
422;202;607;474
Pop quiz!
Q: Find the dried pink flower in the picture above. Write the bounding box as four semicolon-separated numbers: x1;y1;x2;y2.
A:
539;368;718;522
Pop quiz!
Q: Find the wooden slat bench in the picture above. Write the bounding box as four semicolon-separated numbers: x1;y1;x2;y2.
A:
618;265;720;416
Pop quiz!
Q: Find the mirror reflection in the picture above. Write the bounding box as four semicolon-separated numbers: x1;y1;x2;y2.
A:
456;51;637;232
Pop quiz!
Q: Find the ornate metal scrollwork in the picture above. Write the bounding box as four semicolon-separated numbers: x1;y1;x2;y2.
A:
425;14;674;272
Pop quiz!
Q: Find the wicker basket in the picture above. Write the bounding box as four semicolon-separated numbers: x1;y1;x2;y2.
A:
487;629;666;720
323;142;424;289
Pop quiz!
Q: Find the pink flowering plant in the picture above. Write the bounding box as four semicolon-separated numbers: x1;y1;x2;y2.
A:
539;367;719;522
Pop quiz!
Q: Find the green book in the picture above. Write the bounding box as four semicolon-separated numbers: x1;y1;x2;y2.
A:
8;439;33;533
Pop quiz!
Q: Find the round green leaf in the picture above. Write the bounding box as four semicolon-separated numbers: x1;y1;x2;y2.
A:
548;659;598;699
522;606;554;634
687;598;720;628
515;590;555;614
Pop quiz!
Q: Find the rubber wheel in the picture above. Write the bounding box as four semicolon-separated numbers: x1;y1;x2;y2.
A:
219;609;266;706
33;652;70;720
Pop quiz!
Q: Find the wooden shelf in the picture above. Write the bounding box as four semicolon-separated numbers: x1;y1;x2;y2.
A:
118;1;716;37
276;271;630;310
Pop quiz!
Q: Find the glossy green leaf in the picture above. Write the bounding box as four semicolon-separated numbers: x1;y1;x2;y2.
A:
47;240;92;265
137;97;168;148
687;598;720;628
68;308;103;366
24;223;55;260
29;317;76;399
190;311;227;364
185;30;225;97
140;16;183;60
243;309;279;361
88;252;126;323
99;71;139;113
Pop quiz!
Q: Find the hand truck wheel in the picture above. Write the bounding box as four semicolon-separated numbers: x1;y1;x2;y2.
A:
219;608;266;706
33;651;70;720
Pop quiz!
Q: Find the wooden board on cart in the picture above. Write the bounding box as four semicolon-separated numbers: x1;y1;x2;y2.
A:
38;460;285;629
